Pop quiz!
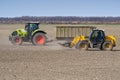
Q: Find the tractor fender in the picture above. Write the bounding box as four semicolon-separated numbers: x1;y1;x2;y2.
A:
32;30;47;36
31;30;47;41
105;36;116;47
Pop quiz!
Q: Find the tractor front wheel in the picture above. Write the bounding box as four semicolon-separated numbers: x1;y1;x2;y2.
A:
77;41;88;50
32;33;46;45
102;41;113;51
11;36;22;45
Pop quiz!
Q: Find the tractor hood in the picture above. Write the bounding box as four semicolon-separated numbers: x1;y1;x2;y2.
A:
9;29;27;37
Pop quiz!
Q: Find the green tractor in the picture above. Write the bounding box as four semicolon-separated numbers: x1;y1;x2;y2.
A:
9;22;47;45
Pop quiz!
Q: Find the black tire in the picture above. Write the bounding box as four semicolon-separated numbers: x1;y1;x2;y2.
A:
102;41;113;51
11;36;22;45
77;41;88;50
32;33;46;45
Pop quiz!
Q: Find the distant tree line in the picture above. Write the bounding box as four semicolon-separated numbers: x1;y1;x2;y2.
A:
0;16;120;24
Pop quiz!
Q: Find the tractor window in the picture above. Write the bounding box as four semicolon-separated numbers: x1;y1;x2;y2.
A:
29;24;39;32
90;30;105;44
91;31;99;39
25;23;39;39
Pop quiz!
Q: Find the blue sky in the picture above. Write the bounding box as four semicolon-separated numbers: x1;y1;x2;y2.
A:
0;0;120;17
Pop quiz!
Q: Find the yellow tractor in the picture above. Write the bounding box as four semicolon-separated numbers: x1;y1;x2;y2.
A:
61;29;116;51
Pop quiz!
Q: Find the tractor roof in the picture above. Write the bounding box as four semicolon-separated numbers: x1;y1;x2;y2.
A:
26;22;40;24
93;29;104;31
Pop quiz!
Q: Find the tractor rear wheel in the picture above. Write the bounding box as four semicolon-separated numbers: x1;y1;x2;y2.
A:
77;41;88;50
102;41;113;51
11;36;22;45
32;33;46;45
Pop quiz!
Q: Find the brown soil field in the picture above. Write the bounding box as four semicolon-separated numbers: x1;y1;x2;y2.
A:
0;24;120;80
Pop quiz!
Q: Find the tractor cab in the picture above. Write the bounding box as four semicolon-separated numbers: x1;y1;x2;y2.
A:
25;23;39;34
89;29;105;45
25;22;40;39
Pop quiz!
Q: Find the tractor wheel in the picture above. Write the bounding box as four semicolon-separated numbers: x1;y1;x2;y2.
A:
77;41;88;50
11;36;22;45
32;33;46;45
102;41;113;51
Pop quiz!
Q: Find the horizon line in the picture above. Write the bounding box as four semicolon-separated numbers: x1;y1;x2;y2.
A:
0;16;120;18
